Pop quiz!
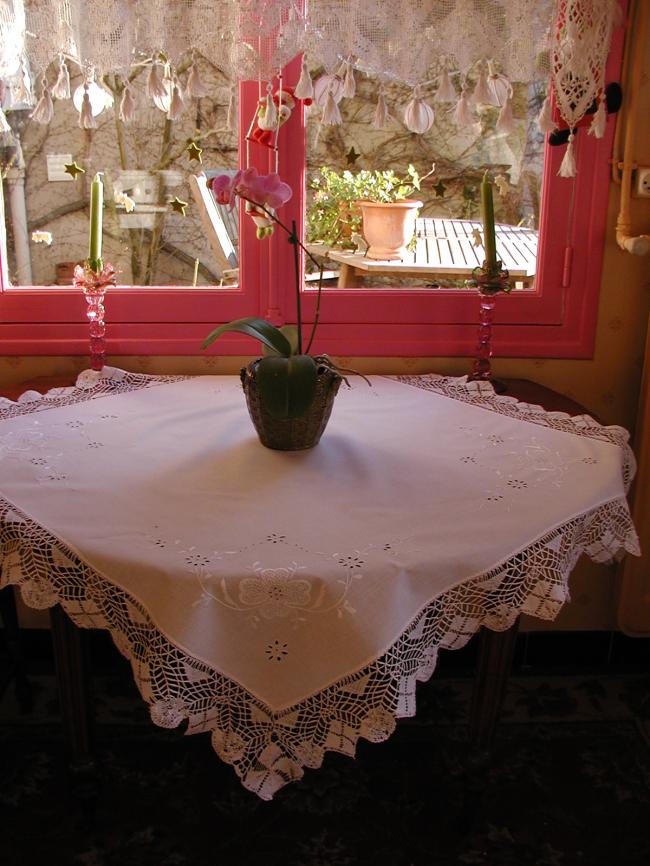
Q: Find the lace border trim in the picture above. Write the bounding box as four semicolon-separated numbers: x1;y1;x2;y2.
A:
0;368;641;800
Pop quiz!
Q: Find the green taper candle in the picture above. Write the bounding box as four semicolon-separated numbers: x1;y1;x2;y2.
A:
480;170;497;274
88;172;104;273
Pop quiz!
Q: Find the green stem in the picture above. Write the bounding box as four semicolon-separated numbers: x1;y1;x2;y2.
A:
290;219;303;355
236;193;326;356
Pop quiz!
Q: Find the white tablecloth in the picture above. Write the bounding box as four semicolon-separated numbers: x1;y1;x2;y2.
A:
0;368;639;798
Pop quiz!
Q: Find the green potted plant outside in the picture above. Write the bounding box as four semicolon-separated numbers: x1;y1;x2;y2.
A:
201;168;364;451
307;164;435;260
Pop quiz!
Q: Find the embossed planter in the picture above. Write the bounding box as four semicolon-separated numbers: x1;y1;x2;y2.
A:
240;358;342;451
358;199;422;260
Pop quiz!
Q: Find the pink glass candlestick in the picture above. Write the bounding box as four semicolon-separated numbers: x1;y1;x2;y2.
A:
468;260;511;392
472;288;497;381
73;262;116;372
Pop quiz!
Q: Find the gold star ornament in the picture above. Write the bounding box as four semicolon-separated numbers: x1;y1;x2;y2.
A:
187;140;203;163
169;196;189;216
64;161;85;179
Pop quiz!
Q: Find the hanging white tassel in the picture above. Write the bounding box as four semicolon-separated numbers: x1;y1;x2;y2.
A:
187;61;209;98
52;57;71;100
403;85;434;134
558;133;577;178
496;94;514;134
452;84;475;126
167;77;185;120
486;63;510;107
471;65;492;106
0;106;10;134
342;60;356;99
294;56;313;100
321;86;342;125
147;62;168;100
258;85;278;130
588;96;607;139
435;68;456;102
30;80;53;125
119;83;136;122
536;94;557;133
373;88;390;129
79;84;97;129
226;85;236;130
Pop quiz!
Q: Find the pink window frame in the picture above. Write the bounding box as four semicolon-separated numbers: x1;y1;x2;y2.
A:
0;21;625;360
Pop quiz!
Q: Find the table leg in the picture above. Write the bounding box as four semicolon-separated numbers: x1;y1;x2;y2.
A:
49;604;95;771
0;585;33;712
337;263;359;288
468;618;520;750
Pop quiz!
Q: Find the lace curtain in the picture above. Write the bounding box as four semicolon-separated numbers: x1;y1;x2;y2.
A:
0;0;622;175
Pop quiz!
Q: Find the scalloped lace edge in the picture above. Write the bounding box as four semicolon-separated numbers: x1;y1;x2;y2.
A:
0;369;641;800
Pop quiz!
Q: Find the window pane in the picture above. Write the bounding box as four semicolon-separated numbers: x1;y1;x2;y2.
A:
1;60;239;287
305;72;545;292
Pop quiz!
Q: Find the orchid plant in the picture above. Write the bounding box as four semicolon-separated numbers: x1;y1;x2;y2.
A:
202;168;335;420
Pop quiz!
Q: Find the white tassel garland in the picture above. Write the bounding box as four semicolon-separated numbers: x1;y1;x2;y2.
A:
187;62;209;98
31;81;53;125
79;85;96;129
403;85;434;134
373;88;390;129
536;95;557;133
147;63;167;100
435;68;456;102
342;61;356;99
321;87;342;125
558;133;577;177
588;97;606;138
167;78;185;120
452;85;475;126
119;83;136;122
496;95;514;134
471;66;492;106
294;57;314;100
52;58;71;100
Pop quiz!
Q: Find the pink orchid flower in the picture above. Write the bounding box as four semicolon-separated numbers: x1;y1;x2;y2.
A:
210;168;292;237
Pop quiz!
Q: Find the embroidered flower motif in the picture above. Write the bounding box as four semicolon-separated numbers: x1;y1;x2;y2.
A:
506;478;528;490
337;554;364;570
487;434;506;445
240;565;311;618
266;533;286;544
265;640;289;661
360;707;396;743
87;441;103;448
582;456;598;464
66;420;84;428
185;552;211;568
486;493;504;502
460;455;477;464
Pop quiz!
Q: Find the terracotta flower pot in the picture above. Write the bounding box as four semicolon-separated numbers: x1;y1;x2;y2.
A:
358;199;423;260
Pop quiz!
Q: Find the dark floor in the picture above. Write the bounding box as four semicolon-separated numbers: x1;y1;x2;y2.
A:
1;627;650;866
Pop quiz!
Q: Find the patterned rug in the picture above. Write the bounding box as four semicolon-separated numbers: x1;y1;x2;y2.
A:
1;669;650;866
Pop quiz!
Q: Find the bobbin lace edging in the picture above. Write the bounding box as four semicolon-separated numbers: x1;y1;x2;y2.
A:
0;369;641;800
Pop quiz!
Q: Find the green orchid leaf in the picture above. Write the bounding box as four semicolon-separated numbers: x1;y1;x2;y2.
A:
263;324;300;357
255;354;318;419
201;317;292;356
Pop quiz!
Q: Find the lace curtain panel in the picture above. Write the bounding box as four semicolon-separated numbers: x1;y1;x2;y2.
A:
0;1;622;172
0;369;639;798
